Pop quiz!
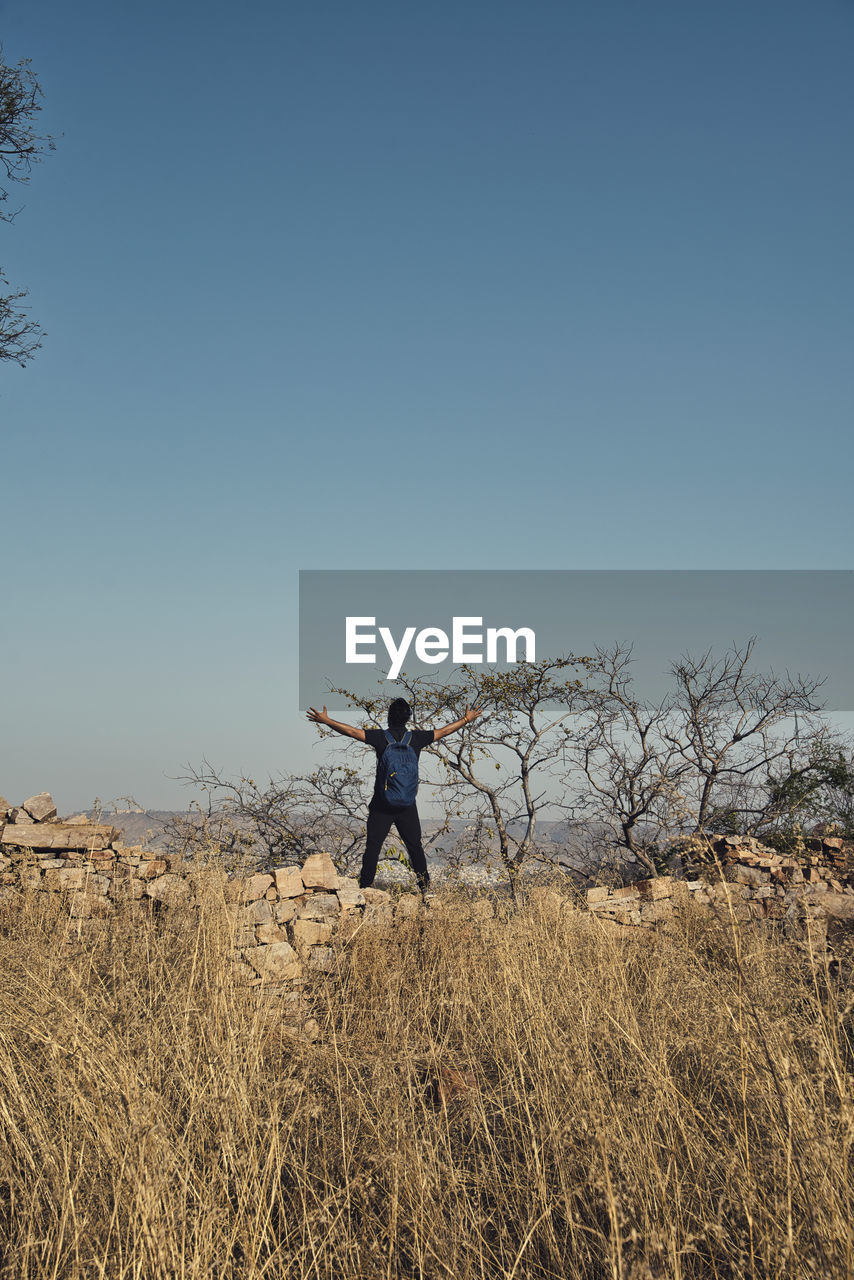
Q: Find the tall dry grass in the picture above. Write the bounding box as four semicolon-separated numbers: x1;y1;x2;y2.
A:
0;877;851;1279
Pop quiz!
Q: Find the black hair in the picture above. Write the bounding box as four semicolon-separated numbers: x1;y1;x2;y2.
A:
387;698;411;728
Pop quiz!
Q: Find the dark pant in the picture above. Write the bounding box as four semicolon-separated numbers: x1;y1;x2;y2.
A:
360;802;430;889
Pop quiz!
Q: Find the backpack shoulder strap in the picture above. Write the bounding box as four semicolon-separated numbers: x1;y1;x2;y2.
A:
383;729;395;746
402;731;412;746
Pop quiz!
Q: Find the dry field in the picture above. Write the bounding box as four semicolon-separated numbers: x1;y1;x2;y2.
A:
0;877;851;1279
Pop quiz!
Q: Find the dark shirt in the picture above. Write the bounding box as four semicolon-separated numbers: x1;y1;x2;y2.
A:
364;726;436;811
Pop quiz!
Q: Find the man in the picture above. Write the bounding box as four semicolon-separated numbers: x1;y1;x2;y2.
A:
306;697;483;892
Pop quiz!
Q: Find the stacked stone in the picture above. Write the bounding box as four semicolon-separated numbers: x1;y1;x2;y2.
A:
586;876;680;929
676;832;854;886
0;792;198;917
228;852;376;984
800;832;853;873
586;835;854;937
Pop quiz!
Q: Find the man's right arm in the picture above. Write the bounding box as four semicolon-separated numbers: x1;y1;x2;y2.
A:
306;705;366;742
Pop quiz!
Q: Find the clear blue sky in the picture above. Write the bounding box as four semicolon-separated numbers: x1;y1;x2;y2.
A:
2;0;852;811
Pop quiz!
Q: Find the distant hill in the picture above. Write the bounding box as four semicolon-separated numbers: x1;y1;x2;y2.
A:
83;809;185;850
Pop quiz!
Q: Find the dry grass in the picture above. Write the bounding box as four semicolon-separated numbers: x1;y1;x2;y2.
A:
0;878;852;1279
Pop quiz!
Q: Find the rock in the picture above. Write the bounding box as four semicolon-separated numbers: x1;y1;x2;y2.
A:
245;873;274;901
22;793;57;822
297;893;339;921
139;859;167;878
145;874;193;908
362;887;391;906
337;879;366;909
244;898;273;925
275;899;297;924
0;797;10;818
362;887;393;923
731;866;769;887
307;945;335;972
293;919;333;947
246;941;303;981
44;866;86;891
64;813;91;825
395;893;422;920
230;961;257;984
814;892;854;921
300;853;338;890
645;877;675;901
587;887;609;904
256;921;289;944
0;822;118;850
7;808;32;824
69;892;114;919
274;866;304;898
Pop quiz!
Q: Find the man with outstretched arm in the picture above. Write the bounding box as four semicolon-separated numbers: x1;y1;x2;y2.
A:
306;697;483;893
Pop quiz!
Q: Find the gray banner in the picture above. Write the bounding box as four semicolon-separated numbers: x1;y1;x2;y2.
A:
299;570;854;710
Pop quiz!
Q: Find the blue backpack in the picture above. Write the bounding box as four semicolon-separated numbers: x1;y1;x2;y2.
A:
379;730;420;808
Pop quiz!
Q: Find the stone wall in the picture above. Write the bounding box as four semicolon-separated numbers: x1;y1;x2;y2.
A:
586;833;854;942
4;793;854;957
0;792;390;991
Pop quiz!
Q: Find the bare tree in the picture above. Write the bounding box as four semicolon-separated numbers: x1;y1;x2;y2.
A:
167;761;367;874
1;44;55;365
664;638;827;835
572;639;833;874
571;645;693;876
